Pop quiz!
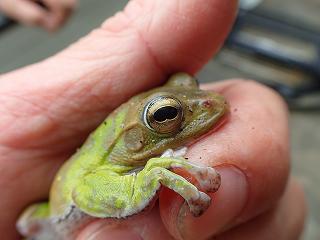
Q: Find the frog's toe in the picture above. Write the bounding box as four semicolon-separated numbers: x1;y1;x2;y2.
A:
160;147;187;158
191;167;221;193
17;203;49;237
201;167;221;192
187;192;211;217
17;209;37;237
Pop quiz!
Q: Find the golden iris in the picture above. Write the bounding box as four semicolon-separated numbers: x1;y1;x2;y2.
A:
143;96;183;135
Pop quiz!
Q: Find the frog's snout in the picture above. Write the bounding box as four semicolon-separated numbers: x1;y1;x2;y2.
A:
201;100;214;109
198;93;228;117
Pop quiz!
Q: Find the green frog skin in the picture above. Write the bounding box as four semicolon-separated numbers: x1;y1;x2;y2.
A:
17;73;228;240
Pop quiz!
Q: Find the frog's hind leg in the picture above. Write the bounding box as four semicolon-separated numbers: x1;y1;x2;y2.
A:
17;202;54;240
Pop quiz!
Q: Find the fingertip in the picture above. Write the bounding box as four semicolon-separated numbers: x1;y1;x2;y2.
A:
159;166;248;240
214;178;307;240
77;221;142;240
76;206;173;240
190;79;290;225
103;0;238;73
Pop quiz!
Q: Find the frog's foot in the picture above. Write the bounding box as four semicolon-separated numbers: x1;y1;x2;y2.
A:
135;166;212;217
17;202;50;239
189;166;221;193
160;148;221;193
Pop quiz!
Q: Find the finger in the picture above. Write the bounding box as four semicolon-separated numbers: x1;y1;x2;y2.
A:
41;0;76;30
76;206;174;240
0;0;48;27
62;0;77;9
44;0;77;9
30;0;76;10
159;80;291;239
215;178;307;240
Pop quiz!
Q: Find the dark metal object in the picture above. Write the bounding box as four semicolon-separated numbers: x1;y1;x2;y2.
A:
225;8;320;104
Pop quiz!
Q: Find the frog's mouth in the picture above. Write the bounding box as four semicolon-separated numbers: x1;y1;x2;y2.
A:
184;111;229;148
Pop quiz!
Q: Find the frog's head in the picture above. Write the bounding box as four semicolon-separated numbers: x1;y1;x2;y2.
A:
108;73;228;167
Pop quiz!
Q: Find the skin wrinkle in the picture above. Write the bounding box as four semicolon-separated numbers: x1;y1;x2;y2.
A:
1;163;58;204
1;157;54;188
0;118;85;153
0;144;71;162
121;1;207;74
0;93;48;116
0;84;99;150
0;78;82;148
15;65;108;142
0;115;55;147
0;97;57;148
60;30;139;61
81;56;138;107
121;5;166;77
50;78;102;122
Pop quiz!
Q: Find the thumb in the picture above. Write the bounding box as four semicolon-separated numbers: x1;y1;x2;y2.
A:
0;0;238;150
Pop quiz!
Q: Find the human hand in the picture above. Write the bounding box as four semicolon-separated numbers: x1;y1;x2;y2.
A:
0;0;76;30
0;0;306;239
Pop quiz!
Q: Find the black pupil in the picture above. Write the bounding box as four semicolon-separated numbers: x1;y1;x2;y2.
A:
154;106;178;122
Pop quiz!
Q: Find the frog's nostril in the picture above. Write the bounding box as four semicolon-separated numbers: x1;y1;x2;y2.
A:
202;100;213;108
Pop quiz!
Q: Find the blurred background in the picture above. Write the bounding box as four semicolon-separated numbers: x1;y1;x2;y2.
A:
0;0;319;239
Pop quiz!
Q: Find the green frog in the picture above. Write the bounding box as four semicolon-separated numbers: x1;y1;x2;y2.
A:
17;73;228;240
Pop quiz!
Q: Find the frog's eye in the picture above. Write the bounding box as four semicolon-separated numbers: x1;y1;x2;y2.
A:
143;96;184;135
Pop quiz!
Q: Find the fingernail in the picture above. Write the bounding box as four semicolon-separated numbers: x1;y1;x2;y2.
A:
77;221;142;240
177;166;248;240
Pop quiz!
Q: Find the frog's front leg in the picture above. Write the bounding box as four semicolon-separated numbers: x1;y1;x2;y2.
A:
144;156;221;193
136;156;221;216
